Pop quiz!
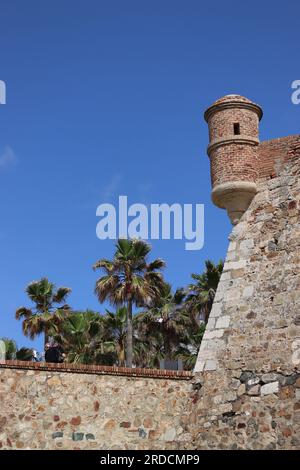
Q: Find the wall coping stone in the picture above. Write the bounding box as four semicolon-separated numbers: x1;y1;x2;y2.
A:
0;360;193;380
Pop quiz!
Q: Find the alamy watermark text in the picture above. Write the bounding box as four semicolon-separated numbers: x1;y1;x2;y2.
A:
96;196;204;251
0;80;6;104
291;80;300;104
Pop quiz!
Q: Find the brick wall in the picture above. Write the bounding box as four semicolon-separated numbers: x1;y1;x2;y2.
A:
208;108;259;142
207;133;300;193
258;134;300;179
210;143;258;187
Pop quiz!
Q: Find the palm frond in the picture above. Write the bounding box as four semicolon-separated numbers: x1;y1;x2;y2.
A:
93;259;115;273
15;307;33;320
53;287;72;304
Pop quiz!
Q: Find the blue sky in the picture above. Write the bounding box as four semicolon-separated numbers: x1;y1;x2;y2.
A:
0;0;299;351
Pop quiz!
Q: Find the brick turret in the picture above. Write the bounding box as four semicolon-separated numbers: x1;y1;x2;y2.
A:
204;94;263;224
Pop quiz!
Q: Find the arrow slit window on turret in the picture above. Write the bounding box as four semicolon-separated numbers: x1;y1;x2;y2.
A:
234;123;240;135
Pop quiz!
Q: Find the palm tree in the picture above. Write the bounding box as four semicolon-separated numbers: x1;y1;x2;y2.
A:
102;307;127;366
16;347;35;361
0;337;17;360
0;338;35;361
93;239;165;367
15;277;71;347
174;323;206;369
185;260;223;323
102;306;152;367
53;310;102;364
136;283;189;365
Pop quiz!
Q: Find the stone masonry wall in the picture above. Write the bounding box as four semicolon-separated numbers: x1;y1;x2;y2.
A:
0;363;193;450
192;152;300;449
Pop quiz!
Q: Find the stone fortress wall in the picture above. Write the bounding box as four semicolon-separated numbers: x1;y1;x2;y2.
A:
192;130;300;449
0;96;299;450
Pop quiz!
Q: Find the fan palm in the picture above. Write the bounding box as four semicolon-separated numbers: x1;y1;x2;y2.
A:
185;259;223;323
15;277;71;347
0;338;35;361
53;310;103;364
102;307;127;366
174;323;206;369
102;307;152;367
93;239;165;367
16;347;35;361
0;337;17;360
136;283;189;365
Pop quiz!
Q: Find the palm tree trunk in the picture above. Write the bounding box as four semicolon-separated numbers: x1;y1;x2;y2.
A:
164;336;171;361
44;330;49;349
126;300;133;368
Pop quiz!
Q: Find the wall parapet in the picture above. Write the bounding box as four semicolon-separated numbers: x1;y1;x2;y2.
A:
0;360;193;380
258;134;300;179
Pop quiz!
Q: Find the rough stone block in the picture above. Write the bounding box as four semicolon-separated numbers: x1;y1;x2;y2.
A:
72;432;84;441
194;359;205;373
203;329;224;340
228;222;247;241
206;317;216;330
228;241;236;252
220;271;231;281
209;303;222;318
201;338;225;351
226;251;237;262
161;428;176;442
223;391;237;402
138;428;147;439
247;376;260;387
248;385;261;396
243;285;254;298
261;382;279;396
204;359;218;371
216;316;230;329
223;260;247;272
240;239;254;252
261;373;279;383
